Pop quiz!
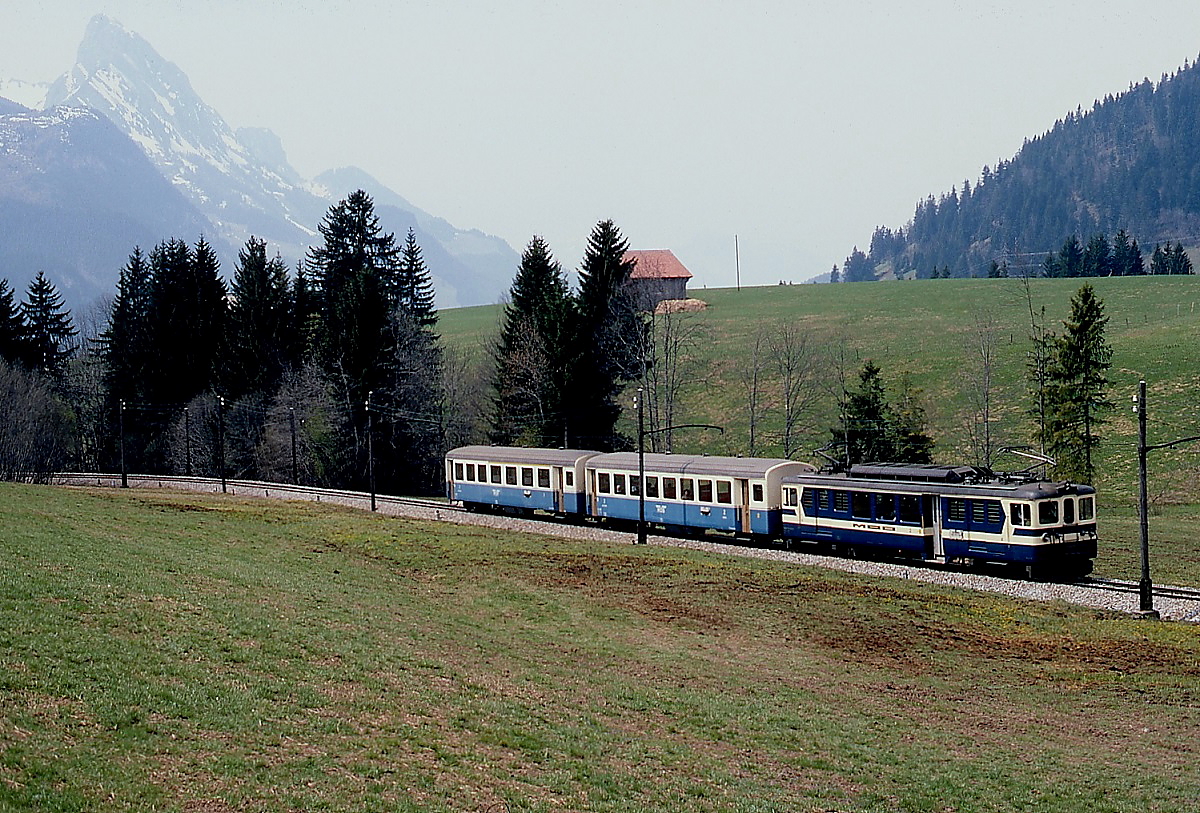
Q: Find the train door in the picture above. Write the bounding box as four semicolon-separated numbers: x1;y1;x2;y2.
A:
924;494;945;561
737;479;751;534
552;466;564;513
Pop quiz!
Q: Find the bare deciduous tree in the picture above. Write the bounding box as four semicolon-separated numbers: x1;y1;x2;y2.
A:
640;306;704;452
966;307;1000;468
765;325;821;458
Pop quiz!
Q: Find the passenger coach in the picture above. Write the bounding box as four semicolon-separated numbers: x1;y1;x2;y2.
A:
586;453;815;536
445;446;598;515
781;463;1097;578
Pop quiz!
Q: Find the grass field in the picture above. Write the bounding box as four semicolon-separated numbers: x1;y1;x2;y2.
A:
441;276;1200;505
3;482;1199;812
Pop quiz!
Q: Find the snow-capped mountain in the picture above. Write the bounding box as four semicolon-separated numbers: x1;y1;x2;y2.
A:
33;14;516;308
0;104;214;309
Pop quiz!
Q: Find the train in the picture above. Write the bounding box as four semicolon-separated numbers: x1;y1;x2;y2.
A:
444;445;1098;579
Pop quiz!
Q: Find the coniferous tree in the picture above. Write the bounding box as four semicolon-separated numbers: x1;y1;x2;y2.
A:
396;228;438;331
1082;233;1112;277
1150;243;1170;275
564;219;644;450
834;361;932;466
307;190;401;410
491;235;572;445
19;272;77;376
0;278;26;366
227;236;295;399
1045;284;1113;483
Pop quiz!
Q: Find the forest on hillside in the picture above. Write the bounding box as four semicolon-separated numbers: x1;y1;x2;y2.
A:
841;54;1200;281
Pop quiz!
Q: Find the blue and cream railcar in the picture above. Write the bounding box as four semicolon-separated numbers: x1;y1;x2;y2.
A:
445;446;599;516
586;453;816;536
781;464;1097;577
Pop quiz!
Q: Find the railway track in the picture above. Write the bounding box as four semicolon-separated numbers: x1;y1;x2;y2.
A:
49;473;1200;621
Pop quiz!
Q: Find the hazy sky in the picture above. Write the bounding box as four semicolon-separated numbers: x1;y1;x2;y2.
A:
4;1;1200;290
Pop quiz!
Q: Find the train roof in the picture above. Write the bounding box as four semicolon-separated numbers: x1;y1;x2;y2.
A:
783;470;1096;500
446;445;600;467
588;452;816;479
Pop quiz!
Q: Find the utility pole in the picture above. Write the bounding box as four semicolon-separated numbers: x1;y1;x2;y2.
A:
119;399;127;489
184;407;192;476
366;391;376;512
217;395;226;494
1137;379;1152;615
636;387;646;545
289;407;298;485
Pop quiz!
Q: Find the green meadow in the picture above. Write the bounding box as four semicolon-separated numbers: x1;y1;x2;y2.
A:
3;483;1199;812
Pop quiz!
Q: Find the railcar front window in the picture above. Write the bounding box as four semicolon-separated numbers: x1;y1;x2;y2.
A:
1038;500;1059;525
1064;498;1075;525
1080;497;1094;521
717;481;732;504
877;494;896;522
1010;503;1032;526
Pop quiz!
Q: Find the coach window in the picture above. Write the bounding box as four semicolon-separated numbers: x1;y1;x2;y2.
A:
1063;498;1075;525
752;483;764;503
522;467;534;487
506;466;518;485
1079;497;1094;521
680;478;695;501
466;463;475;481
537;468;550;488
598;472;611;494
851;492;871;519
899;494;922;525
565;470;574;487
630;475;640;496
663;477;677;500
1038;500;1059;525
876;494;896;522
698;479;713;502
615;474;628;495
491;465;502;484
717;480;732;504
646;476;659;498
455;463;464;480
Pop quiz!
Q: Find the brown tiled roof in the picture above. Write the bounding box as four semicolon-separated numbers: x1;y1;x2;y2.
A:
624;249;693;280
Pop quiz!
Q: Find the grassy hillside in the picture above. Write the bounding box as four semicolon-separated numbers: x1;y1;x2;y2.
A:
3;482;1199;811
442;276;1200;503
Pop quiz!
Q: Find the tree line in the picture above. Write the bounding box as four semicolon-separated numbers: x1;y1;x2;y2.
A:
1;195;1116;490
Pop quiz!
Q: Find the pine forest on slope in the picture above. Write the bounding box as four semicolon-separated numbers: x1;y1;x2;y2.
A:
842;55;1200;282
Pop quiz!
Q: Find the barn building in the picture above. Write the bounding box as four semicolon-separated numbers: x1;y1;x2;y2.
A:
623;249;693;310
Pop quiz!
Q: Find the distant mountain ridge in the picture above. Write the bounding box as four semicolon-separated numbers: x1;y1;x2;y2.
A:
846;55;1200;280
0;14;517;310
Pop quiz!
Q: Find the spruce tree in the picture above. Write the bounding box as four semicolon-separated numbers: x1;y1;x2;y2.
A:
307;190;401;407
564;220;644;450
19;272;77;376
227;236;295;399
396;228;438;331
833;361;932;465
0;278;26;366
491;235;572;445
1045;284;1113;483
